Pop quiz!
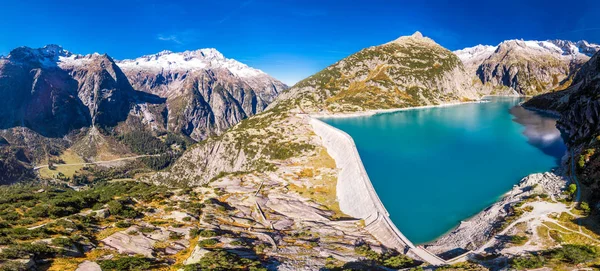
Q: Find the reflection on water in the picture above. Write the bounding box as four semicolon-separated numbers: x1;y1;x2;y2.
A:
510;106;567;163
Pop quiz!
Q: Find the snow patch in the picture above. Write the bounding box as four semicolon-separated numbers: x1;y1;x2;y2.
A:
456;39;600;63
117;48;265;78
454;44;497;63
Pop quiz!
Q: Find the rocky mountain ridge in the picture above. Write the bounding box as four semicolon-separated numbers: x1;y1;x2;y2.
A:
0;44;287;175
455;39;600;95
117;49;288;140
272;31;482;114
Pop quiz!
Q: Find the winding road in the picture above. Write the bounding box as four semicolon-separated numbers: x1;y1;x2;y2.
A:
33;154;161;170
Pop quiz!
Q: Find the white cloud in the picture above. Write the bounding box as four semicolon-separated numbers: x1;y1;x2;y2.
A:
157;34;183;45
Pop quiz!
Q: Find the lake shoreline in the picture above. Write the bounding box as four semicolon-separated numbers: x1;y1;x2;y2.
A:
311;100;486;119
309;97;566;264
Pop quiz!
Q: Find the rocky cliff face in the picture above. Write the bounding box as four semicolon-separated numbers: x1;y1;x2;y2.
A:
524;50;600;145
273;32;480;113
0;46;91;137
117;49;288;140
59;53;139;129
456;39;600;95
524;51;600;199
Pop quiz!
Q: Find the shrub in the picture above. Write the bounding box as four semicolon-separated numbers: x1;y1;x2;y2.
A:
108;200;124;216
546;244;599;264
183;250;265;271
567;184;577;196
579;202;591;215
0;242;56;260
138;226;156;233
510;254;545;270
115;221;131;228
230;240;246;246
189;228;201;238
353;244;414;268
510;235;529;245
99;256;154;271
198;239;218;248
108;200;141;219
169;231;184;240
0;261;27;271
51;237;74;247
198;229;218;238
382;254;414;269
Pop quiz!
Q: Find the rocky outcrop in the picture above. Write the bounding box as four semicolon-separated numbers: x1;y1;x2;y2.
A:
425;172;567;255
102;230;156;257
75;261;101;271
0;147;34;185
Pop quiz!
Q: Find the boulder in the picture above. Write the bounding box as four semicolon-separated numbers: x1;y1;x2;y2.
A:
75;261;101;271
183;245;210;265
101;231;155;258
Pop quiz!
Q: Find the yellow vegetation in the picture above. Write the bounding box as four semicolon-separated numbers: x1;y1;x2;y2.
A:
96;227;123;240
46;257;80;271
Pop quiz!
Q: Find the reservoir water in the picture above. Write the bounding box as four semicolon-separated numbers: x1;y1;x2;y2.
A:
322;97;566;244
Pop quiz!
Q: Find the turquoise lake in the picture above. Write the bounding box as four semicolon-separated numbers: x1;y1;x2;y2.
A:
322;97;566;244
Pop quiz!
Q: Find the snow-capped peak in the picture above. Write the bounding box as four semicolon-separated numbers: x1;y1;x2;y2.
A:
117;48;264;78
455;39;600;65
7;44;73;67
495;39;600;57
454;44;498;63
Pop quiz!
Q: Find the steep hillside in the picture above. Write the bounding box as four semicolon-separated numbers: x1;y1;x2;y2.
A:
118;49;288;140
524;50;600;142
524;50;600;213
456;39;600;95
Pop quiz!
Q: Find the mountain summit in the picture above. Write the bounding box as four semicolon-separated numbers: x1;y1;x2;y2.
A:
118;48;288;140
118;48;265;78
273;32;480;113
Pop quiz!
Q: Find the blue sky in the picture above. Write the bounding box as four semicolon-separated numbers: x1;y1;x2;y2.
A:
1;0;599;85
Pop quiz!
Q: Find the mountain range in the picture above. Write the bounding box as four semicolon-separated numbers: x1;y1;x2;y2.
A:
2;33;600;270
456;39;600;95
0;45;287;183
